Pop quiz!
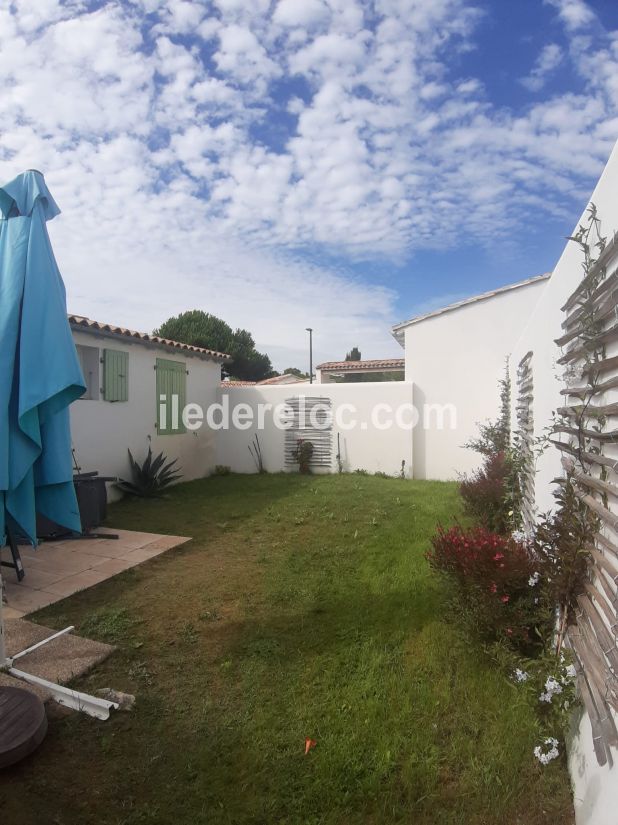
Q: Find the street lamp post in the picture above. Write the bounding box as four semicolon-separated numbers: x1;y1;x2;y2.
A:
306;327;313;384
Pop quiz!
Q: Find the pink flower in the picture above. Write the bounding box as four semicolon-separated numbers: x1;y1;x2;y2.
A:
490;583;497;593
501;594;510;603
493;552;504;561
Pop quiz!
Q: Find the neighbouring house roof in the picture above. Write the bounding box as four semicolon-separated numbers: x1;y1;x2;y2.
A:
391;273;551;345
258;373;310;385
220;374;310;388
316;358;405;372
69;314;231;362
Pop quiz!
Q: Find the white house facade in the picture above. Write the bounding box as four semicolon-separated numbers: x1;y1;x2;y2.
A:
392;275;550;480
68;315;229;498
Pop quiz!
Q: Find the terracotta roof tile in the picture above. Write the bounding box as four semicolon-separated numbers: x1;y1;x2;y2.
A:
316;358;405;371
257;374;309;385
69;315;231;361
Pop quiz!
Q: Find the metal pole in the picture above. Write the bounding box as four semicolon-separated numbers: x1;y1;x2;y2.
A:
0;569;7;669
306;327;313;384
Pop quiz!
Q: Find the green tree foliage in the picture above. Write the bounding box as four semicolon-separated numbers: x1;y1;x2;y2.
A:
346;347;361;361
283;367;308;378
155;310;274;381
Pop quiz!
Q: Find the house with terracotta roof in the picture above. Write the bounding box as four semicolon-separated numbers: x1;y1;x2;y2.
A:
220;373;309;388
316;358;404;383
68;314;230;496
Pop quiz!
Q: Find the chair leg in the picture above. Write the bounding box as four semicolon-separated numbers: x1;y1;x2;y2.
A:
0;527;25;582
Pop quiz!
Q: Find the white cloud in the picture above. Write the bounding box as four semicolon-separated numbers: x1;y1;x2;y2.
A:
521;43;564;91
273;0;330;29
1;0;617;368
544;0;596;32
214;24;281;90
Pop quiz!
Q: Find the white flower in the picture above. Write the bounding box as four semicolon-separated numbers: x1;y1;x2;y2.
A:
513;668;529;683
539;676;563;703
534;737;559;765
545;676;562;694
528;571;540;587
512;530;527;543
564;664;577;680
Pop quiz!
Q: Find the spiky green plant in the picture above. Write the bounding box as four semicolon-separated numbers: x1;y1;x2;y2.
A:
117;447;182;498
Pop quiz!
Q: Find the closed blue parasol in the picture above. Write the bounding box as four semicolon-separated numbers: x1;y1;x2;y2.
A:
0;172;119;723
0;170;85;548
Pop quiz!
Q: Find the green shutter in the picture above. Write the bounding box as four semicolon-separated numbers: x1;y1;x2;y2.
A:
103;349;128;402
156;358;186;435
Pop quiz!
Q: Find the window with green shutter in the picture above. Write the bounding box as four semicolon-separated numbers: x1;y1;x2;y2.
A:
156;358;187;434
103;349;128;402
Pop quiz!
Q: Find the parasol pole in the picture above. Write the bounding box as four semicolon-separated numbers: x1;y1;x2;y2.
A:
0;566;7;670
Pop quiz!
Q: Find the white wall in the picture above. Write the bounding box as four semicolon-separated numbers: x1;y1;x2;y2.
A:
70;330;221;499
216;382;414;477
401;279;547;480
510;140;618;825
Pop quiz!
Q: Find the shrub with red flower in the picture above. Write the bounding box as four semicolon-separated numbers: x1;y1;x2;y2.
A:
426;525;551;651
459;451;512;534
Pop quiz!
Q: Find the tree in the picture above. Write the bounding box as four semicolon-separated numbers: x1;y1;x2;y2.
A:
283;367;308;378
155;310;274;381
346;347;361;361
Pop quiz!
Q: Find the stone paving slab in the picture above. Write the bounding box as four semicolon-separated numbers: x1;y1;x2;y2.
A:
5;619;114;686
1;619;116;705
1;530;191;618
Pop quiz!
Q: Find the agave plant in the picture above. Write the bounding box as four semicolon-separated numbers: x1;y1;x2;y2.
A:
117;447;182;498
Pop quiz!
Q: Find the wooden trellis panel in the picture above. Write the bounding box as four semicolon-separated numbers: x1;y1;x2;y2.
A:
515;351;535;533
556;236;618;765
283;396;333;469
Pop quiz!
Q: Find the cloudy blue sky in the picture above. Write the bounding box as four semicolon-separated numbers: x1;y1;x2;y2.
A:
1;0;618;369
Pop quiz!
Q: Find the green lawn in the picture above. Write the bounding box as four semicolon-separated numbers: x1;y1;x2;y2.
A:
0;474;573;825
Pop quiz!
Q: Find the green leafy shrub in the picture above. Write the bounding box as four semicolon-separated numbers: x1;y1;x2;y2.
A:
426;524;551;653
459;451;511;533
531;472;596;650
462;361;523;534
293;438;314;474
117;447;182;498
212;464;231;476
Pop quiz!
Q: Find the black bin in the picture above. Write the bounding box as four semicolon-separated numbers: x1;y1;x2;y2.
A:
36;473;113;539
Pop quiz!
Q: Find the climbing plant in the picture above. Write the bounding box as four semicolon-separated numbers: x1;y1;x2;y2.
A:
549;203;618;765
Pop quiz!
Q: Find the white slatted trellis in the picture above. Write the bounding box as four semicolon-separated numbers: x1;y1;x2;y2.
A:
283;396;333;469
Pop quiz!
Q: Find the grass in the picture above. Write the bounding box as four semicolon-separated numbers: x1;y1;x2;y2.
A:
0;474;573;825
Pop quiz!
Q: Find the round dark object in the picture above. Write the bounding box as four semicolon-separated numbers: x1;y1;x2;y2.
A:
0;686;48;769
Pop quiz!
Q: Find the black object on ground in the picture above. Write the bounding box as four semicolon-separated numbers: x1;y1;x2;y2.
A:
0;526;25;582
36;472;119;542
0;686;48;769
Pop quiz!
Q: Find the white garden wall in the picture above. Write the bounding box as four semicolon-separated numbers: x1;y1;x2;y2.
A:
398;278;547;480
510;140;618;825
215;382;414;477
70;329;221;499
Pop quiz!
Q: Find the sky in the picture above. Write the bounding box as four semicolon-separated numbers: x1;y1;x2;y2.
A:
1;0;618;371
